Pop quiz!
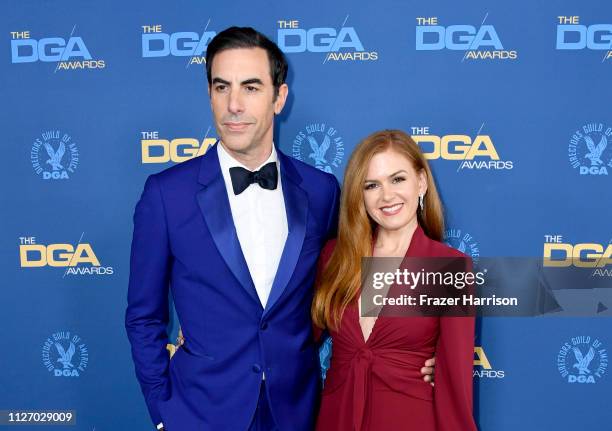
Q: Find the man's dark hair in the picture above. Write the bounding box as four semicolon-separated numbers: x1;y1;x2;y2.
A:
206;26;288;99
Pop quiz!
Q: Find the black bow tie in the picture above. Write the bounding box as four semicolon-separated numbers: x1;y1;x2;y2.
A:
229;162;278;195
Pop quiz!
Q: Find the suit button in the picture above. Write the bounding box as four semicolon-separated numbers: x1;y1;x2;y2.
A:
260;322;268;330
252;364;262;373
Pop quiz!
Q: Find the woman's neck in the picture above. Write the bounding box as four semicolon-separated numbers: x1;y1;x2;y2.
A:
373;219;418;256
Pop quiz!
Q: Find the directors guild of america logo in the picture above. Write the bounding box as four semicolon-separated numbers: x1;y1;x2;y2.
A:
30;130;79;180
292;123;345;174
557;336;607;384
41;331;89;378
568;123;612;176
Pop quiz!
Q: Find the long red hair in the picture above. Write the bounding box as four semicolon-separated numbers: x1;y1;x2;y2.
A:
312;130;445;330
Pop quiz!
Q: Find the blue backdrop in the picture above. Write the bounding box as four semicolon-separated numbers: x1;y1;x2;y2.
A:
1;0;610;429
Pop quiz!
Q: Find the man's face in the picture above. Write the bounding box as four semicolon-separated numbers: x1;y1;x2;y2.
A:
209;47;288;156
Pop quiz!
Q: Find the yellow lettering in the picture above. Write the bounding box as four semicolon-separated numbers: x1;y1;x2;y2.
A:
47;244;74;267
573;243;603;268
170;138;199;162
19;244;46;267
194;138;216;158
412;135;440;160
20;243;101;267
69;244;100;266
544;243;612;267
441;135;471;160
467;136;500;160
142;139;171;163
543;243;573;267
599;245;612;267
142;138;216;163
474;347;491;369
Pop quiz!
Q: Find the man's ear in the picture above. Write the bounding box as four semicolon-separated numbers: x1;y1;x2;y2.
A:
274;83;289;115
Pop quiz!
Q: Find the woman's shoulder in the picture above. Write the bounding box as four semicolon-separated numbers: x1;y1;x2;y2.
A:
421;232;470;260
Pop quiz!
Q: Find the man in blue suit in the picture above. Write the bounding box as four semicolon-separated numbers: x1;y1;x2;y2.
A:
126;27;435;431
126;27;337;431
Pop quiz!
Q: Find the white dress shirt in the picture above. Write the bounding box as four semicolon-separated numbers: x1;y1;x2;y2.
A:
217;142;288;308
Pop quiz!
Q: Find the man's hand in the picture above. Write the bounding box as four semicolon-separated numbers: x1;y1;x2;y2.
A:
421;357;436;386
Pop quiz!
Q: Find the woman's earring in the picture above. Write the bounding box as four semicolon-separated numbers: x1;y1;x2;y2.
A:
419;193;424;212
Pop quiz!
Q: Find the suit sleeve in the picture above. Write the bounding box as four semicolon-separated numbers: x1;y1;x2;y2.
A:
314;240;337;384
312;239;337;344
324;175;340;240
125;175;172;425
434;257;478;430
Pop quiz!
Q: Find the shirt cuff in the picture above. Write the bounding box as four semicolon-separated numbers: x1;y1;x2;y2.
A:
156;423;164;430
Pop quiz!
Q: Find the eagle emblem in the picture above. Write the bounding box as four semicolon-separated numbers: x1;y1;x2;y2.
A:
44;142;66;171
55;342;76;369
572;346;595;375
584;135;607;166
307;135;333;173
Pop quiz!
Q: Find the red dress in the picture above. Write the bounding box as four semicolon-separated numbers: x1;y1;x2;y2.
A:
315;226;478;431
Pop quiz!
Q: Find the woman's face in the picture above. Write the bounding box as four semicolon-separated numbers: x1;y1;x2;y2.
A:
363;149;427;232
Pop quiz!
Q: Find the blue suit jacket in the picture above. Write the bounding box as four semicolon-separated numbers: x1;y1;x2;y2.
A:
125;144;340;431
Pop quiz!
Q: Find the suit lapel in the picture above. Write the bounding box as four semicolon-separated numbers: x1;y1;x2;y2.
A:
196;144;260;305
264;151;308;316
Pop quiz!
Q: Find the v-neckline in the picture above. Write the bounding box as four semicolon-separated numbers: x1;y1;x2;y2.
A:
358;225;424;344
356;224;423;345
357;301;381;344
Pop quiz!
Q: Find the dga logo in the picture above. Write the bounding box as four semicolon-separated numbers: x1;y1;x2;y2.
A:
31;131;79;180
19;235;114;276
445;228;480;263
556;16;612;61
277;17;378;62
473;346;505;379
141;22;216;65
42;331;89;377
141;131;217;164
415;15;517;60
568;123;612;175
292;123;345;173
10;28;105;70
557;336;608;384
411;126;514;170
543;235;611;276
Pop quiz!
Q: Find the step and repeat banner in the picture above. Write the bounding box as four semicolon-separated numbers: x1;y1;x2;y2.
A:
1;0;610;429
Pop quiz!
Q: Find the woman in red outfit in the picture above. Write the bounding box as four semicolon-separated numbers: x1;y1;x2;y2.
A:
312;130;477;431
